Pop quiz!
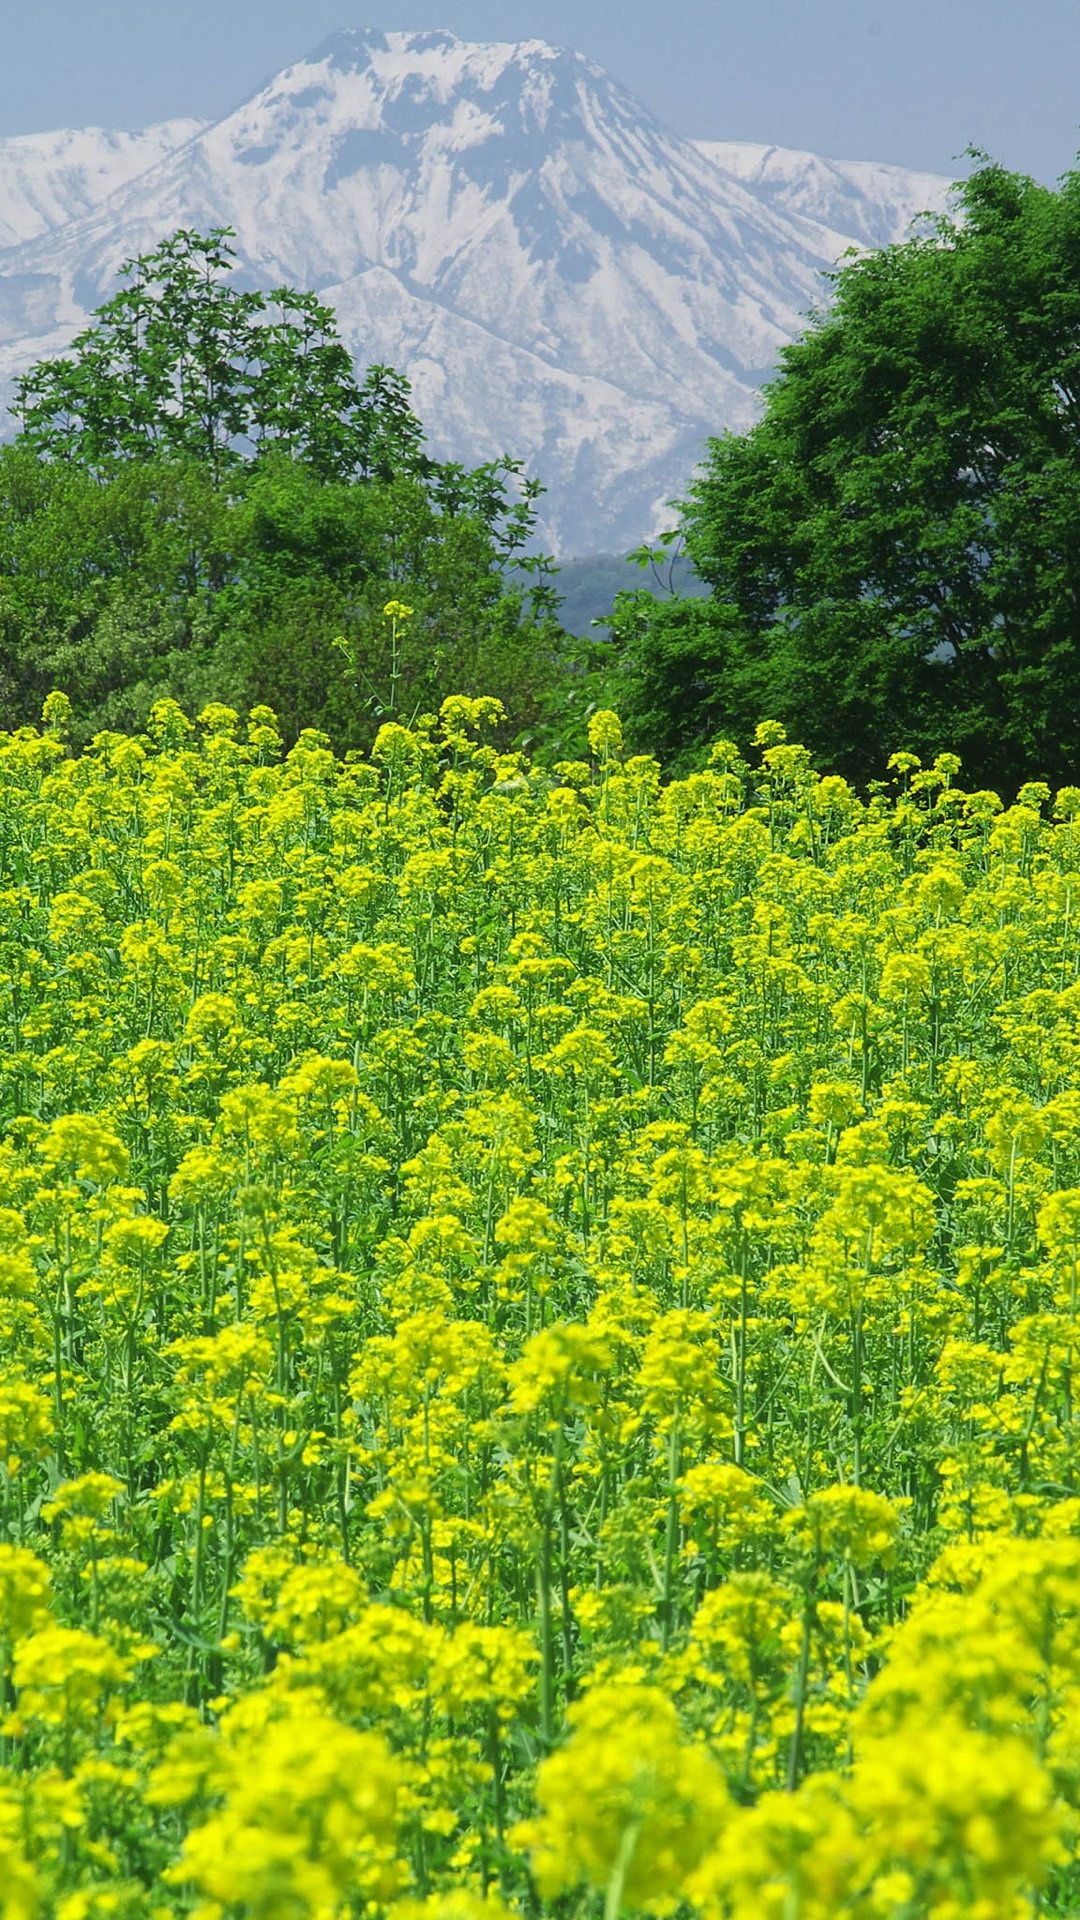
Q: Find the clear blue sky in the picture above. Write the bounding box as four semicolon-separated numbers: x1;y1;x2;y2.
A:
5;0;1079;184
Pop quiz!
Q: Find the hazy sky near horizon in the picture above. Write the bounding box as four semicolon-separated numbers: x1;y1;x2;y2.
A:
4;0;1077;185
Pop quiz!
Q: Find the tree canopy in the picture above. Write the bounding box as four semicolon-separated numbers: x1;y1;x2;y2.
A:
1;228;570;748
13;228;429;485
605;150;1080;793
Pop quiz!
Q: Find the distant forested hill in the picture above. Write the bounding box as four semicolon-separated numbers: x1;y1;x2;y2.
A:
522;551;711;641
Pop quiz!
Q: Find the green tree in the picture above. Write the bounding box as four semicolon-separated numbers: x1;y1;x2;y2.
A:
608;151;1080;792
210;452;565;746
2;228;569;745
12;228;429;486
0;441;566;747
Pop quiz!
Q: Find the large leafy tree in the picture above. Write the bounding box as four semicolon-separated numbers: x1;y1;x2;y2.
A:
12;228;428;485
608;151;1080;792
1;229;565;743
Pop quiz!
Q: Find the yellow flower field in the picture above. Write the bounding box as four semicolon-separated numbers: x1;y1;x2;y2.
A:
1;688;1079;1917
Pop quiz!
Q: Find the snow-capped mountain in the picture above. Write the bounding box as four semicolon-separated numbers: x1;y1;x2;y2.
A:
693;141;954;253
0;29;958;553
0;120;207;250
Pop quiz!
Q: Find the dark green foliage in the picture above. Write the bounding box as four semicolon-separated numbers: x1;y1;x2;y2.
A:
1;230;571;748
210;454;565;748
607;151;1080;792
0;444;567;749
0;447;229;733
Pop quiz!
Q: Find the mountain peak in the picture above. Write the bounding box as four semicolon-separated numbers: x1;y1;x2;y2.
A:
308;25;465;67
305;24;580;65
292;24;583;96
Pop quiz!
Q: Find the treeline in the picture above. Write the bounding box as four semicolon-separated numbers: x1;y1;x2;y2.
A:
4;151;1080;793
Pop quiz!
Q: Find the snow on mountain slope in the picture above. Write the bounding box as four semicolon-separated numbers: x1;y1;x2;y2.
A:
693;141;956;254
0;120;206;250
0;30;959;552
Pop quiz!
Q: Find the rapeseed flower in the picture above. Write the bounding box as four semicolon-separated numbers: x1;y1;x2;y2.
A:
1;693;1080;1909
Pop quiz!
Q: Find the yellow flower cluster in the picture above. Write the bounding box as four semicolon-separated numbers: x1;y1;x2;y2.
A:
0;694;1078;1914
